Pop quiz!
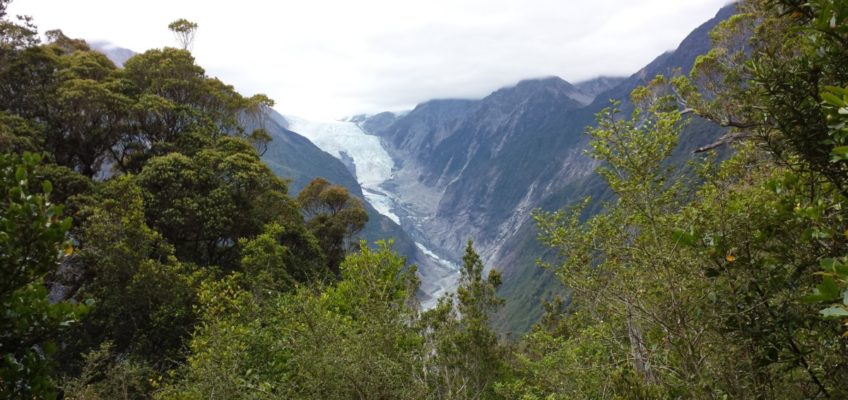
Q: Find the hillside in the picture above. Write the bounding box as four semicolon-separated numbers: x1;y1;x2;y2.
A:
356;4;736;333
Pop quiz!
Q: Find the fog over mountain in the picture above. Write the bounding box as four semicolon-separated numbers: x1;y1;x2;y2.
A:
10;0;731;119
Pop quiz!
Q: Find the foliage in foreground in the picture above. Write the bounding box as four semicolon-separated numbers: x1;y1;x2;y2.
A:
503;0;848;398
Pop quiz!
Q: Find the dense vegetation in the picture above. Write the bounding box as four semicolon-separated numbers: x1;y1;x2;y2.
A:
1;0;847;398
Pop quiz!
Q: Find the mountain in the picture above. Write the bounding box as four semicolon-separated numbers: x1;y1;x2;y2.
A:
258;108;432;268
355;4;736;333
574;76;627;102
88;41;136;67
262;112;463;308
88;5;736;330
358;76;604;327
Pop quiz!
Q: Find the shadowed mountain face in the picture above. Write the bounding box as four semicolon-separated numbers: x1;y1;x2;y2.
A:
356;4;735;333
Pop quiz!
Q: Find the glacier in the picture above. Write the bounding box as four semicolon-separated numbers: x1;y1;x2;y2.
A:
283;115;460;309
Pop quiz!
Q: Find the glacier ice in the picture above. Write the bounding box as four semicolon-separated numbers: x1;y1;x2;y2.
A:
284;114;460;309
285;116;401;223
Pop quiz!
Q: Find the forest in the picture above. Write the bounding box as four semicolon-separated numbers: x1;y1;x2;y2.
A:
1;0;848;398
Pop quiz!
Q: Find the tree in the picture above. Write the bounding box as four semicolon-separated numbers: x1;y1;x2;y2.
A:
137;137;297;270
676;0;848;194
118;47;276;173
421;241;507;400
0;111;43;153
0;0;38;57
239;222;326;298
168;19;198;51
672;2;848;394
0;33;129;177
504;1;848;396
0;152;86;399
297;178;368;275
60;176;204;374
163;242;426;399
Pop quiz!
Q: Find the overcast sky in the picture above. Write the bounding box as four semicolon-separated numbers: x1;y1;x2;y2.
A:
9;0;730;119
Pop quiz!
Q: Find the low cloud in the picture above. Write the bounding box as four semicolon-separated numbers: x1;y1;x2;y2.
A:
11;0;730;119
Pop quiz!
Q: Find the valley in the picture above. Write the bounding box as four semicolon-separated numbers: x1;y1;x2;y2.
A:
279;114;461;308
89;4;734;331
6;0;848;397
271;1;733;331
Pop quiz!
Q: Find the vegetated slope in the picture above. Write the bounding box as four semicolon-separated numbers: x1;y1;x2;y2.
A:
360;4;736;334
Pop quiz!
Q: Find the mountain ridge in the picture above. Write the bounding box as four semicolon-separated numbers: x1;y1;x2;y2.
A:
355;3;736;333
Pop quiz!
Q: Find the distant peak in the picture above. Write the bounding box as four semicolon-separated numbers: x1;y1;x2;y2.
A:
574;75;627;86
512;76;572;89
344;114;370;123
88;40;136;67
410;98;478;115
487;76;596;106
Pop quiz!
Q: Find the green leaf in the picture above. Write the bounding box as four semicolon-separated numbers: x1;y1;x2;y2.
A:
821;258;838;271
823;85;848;97
802;276;842;303
820;276;841;299
15;166;26;182
826;257;848;277
822;92;844;106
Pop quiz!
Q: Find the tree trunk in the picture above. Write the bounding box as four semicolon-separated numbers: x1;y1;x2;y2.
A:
626;302;656;385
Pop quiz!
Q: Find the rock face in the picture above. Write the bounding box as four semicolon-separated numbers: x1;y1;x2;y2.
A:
363;76;596;267
354;4;735;333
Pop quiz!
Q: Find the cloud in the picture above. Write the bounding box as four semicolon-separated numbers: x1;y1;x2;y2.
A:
9;0;730;119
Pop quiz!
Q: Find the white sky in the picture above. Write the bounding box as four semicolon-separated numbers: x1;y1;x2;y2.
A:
9;0;731;119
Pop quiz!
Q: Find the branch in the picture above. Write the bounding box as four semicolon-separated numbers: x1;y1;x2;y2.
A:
694;131;754;153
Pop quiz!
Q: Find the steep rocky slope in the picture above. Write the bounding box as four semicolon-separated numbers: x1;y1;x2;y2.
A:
358;4;735;333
